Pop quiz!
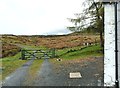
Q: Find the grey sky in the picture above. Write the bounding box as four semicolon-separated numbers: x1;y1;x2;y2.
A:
0;0;85;35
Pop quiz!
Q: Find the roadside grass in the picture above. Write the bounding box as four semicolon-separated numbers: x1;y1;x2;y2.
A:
29;59;43;77
60;44;103;60
50;44;103;63
1;52;28;80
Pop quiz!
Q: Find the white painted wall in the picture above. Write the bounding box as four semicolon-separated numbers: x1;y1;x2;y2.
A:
117;2;120;87
104;4;116;86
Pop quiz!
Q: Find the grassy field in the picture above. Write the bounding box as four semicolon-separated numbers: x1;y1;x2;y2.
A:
50;44;103;65
56;44;103;60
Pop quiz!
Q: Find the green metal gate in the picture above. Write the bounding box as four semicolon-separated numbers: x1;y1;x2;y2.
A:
21;48;55;60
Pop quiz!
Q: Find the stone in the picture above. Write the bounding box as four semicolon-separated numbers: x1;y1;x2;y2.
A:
69;72;82;78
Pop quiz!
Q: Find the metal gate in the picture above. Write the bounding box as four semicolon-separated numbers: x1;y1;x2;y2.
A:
21;48;55;60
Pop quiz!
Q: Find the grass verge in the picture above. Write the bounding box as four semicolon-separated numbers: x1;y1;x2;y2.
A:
24;59;44;85
28;59;43;77
60;44;103;59
50;44;103;63
1;52;28;80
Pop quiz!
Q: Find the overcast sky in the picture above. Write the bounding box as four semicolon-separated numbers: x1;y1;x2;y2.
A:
0;0;85;35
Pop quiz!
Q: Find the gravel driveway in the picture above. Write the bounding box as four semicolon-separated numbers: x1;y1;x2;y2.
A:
29;57;104;86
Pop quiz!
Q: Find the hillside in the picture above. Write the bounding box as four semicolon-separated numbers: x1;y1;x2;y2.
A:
1;33;100;58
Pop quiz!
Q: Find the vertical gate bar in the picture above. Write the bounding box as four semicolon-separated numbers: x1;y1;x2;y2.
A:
21;49;25;60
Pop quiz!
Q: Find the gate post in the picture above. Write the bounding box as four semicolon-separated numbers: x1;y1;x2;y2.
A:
52;48;55;58
104;3;116;86
21;49;25;60
103;1;120;87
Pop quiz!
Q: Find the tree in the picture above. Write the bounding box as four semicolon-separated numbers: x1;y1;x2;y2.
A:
67;13;88;32
67;0;104;47
86;0;104;47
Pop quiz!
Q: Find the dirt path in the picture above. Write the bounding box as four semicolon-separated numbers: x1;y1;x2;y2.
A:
30;59;59;86
2;58;34;86
30;57;104;86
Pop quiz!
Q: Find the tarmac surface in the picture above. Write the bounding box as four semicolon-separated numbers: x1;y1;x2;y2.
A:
29;57;104;86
